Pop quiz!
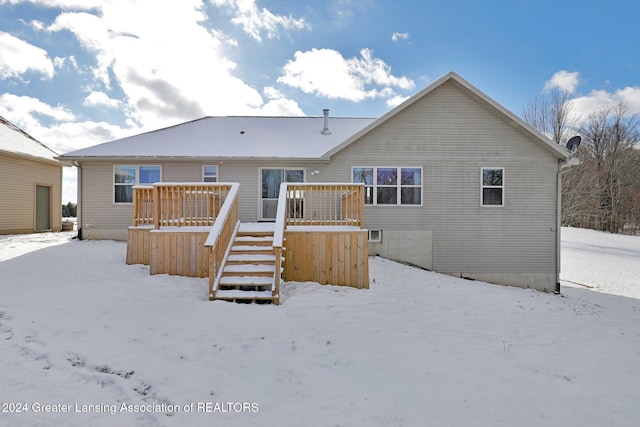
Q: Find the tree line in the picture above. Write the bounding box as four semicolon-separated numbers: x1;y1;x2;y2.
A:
523;89;640;234
62;202;77;218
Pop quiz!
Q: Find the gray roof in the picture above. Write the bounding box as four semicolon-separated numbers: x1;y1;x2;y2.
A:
59;72;569;162
0;115;60;162
60;116;376;160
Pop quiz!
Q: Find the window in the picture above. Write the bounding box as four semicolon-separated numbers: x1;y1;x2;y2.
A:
353;167;422;205
114;165;161;203
368;230;382;243
353;167;374;204
481;167;504;206
203;165;218;182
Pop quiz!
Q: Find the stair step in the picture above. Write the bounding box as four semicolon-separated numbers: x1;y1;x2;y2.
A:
235;236;273;244
223;264;275;275
227;254;275;263
220;276;273;285
238;223;275;233
231;245;273;253
214;290;276;300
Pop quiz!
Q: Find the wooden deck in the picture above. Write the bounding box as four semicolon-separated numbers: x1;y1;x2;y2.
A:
126;182;369;303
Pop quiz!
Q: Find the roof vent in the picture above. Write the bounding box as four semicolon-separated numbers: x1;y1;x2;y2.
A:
321;109;331;135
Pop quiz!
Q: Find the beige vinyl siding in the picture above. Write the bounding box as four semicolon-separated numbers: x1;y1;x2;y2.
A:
79;160;317;238
0;152;63;234
76;80;561;290
321;80;559;280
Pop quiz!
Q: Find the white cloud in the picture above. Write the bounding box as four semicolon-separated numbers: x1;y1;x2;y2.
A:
570;86;640;124
544;70;580;94
0;92;132;153
278;48;414;103
0;92;120;153
263;86;283;100
258;98;305;116
83;91;122;108
0;31;54;79
212;0;310;41
40;1;287;130
391;32;409;42
386;94;409;108
258;86;304;115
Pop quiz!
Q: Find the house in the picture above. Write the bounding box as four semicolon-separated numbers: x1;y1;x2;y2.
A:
1;116;65;234
59;72;570;294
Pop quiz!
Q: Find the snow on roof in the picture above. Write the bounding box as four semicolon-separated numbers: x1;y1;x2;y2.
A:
0;115;60;162
60;116;376;160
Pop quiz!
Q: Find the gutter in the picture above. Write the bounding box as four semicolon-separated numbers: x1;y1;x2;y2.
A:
72;160;83;240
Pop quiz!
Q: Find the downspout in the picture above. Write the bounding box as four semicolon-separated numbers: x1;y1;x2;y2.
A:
72;160;83;240
555;159;564;294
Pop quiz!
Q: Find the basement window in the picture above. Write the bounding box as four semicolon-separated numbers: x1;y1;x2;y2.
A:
368;230;382;243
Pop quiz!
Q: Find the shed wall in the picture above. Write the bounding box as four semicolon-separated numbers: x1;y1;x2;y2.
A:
0;152;63;234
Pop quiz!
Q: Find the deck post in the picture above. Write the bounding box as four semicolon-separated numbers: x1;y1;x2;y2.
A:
153;185;160;229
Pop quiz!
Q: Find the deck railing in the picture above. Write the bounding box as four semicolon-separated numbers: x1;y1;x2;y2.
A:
284;183;365;227
132;185;155;226
272;184;289;303
204;183;240;300
131;183;231;228
273;183;366;299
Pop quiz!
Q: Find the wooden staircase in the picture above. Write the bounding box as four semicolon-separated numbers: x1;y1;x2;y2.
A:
213;223;280;304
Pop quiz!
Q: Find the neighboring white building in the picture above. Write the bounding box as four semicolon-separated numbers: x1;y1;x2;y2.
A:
1;116;65;234
60;72;570;292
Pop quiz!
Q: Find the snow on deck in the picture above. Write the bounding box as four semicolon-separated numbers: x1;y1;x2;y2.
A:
238;222;275;233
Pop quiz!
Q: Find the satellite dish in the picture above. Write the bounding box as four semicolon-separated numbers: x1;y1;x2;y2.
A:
566;135;581;152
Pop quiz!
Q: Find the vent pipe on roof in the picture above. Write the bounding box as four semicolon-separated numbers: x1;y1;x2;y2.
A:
321;109;331;135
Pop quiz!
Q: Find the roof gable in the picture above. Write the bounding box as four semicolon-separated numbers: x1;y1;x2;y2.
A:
323;72;570;160
0;116;60;163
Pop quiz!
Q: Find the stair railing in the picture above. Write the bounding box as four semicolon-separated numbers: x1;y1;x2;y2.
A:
204;183;240;300
272;183;289;304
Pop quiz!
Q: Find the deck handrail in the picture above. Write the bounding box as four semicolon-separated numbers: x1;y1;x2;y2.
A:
283;183;365;228
204;183;241;300
272;183;289;302
131;182;233;228
153;182;231;228
132;185;155;226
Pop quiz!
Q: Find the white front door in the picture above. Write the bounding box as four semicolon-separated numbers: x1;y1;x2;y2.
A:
260;168;304;220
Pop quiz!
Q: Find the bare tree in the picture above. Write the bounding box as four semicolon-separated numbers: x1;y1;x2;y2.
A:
576;103;640;232
523;88;577;144
524;89;640;233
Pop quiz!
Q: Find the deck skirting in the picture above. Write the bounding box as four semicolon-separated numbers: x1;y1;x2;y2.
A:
283;229;369;289
126;226;152;265
149;229;211;278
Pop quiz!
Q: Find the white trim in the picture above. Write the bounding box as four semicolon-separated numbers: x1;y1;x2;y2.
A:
480;167;504;207
113;164;162;205
368;229;382;243
351;166;423;206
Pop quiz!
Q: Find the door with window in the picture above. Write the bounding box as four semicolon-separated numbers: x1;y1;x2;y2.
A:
260;168;304;220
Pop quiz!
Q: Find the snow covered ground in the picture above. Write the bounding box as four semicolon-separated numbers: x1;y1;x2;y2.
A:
0;227;639;427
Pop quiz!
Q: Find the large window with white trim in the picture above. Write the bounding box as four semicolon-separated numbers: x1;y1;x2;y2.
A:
352;167;422;205
114;165;161;203
481;167;504;206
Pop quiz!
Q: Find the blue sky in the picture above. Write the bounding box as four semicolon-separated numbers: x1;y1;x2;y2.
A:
1;0;639;203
